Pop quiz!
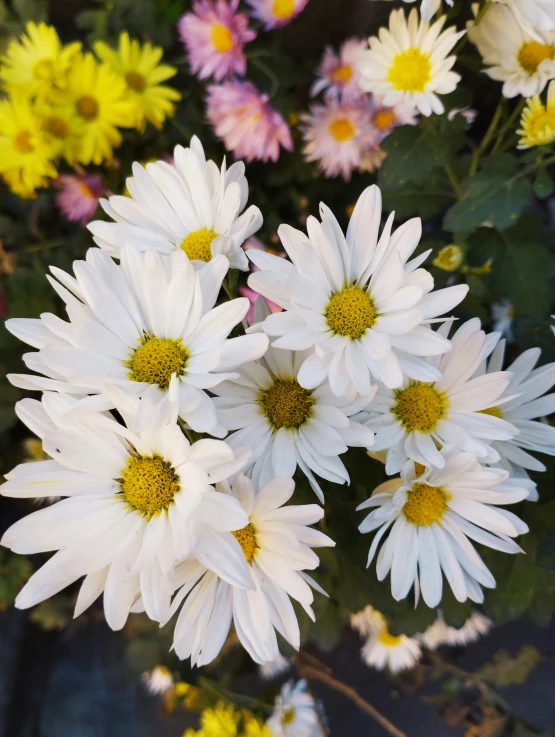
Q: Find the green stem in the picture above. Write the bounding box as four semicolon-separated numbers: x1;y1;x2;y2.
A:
469;99;504;175
444;161;462;197
23;239;65;252
250;56;280;98
492;98;525;153
170;117;191;141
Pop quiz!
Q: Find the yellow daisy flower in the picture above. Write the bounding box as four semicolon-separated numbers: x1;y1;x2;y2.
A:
34;97;86;163
0;21;81;97
93;32;181;132
57;52;136;165
517;79;555;149
0;97;57;198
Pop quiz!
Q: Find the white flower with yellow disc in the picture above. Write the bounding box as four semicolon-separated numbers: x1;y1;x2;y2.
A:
266;680;324;737
357;447;529;608
494;0;555;33
419;611;492;649
88;136;262;271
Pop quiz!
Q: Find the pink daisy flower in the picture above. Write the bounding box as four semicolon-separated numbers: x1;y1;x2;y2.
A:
245;0;309;29
178;0;256;81
369;94;419;143
300;99;377;180
311;39;367;102
206;80;293;162
55;174;104;225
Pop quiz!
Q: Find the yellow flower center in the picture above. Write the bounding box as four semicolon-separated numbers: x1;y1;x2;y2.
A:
393;383;447;433
181;228;218;262
32;58;54;81
479;406;503;418
212;23;234;52
14;130;34;153
377;628;402;647
281;708;296;725
76;95;99;121
273;0;295;19
259;379;314;430
374;109;396;131
231;523;258;562
329;116;356;142
332;64;353;83
517;41;554;74
42;115;70;139
402;482;450;526
433;245;463;272
126;70;147;92
120;455;180;516
387;48;432;92
127;335;189;390
326;285;377;339
524;107;555;143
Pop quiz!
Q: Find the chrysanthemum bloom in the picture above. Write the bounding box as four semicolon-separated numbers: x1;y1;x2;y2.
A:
34;97;87;164
311;39;367;102
357;9;464;116
246;0;309;30
88;137;263;270
300;99;378;180
94;32;181;131
370;95;419;143
143;665;174;695
248;185;468;396
178;0;255;81
0;21;81;97
166;475;335;665
266;681;324;737
0;391;250;629
491;300;515;341
58;52;135;165
6;245;268;436
55;174;104;225
361;622;421;673
0;97;57;199
419;611;492;649
476;338;555;501
467;3;555;99
494;0;555;32
358;447;530;607
518;80;555;148
206;81;293;163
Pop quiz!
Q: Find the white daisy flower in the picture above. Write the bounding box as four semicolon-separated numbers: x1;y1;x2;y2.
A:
266;680;324;737
362;319;517;475
361;625;421;673
476;339;555;501
370;0;453;23
0;391;250;630
165;475;335;666
259;653;292;680
350;604;386;638
357;446;530;608
419;611;492;649
491;300;515;342
494;0;555;33
357;9;464;117
467;2;555;98
6;245;268;437
248;185;468;397
143;665;174;695
88;136;262;271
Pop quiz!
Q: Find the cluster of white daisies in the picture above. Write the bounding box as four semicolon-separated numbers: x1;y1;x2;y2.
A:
1;135;554;671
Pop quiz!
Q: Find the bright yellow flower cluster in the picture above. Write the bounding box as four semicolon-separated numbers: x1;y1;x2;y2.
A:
183;702;272;737
517;79;555;150
0;22;181;198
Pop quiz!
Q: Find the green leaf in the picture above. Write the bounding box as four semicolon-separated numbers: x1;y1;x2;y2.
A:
12;0;47;21
382;169;456;220
533;167;554;199
476;646;543;687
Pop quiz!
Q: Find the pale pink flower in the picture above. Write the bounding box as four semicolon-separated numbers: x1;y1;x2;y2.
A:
311;39;367;102
369;94;419;143
358;145;387;173
206;80;293;162
55;174;104;225
300;99;377;180
245;0;309;29
178;0;256;81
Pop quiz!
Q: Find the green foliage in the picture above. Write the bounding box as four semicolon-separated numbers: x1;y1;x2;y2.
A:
0;548;32;608
476;646;543;688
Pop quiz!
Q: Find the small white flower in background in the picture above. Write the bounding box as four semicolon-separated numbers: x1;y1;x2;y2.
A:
0;391;250;630
6;245;268;437
362;627;422;674
143;665;174;695
311;39;367;102
259;653;292;680
494;0;555;32
357;446;530;607
165;475;335;666
447;106;478;127
88;136;262;271
363;319;517;475
467;2;555;99
357;9;464;116
475;338;555;501
350;604;387;638
492;300;515;342
267;680;325;737
419;611;493;649
248;185;468;397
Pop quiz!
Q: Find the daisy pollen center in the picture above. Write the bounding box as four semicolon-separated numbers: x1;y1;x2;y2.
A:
518;41;554;74
260;378;314;430
14;130;34;153
281;708;296;725
374;109;396;131
273;0;295;19
232;522;258;562
76;95;99;121
329;116;356;142
181;228;218;262
33;58;54;81
212;23;234;53
378;628;402;647
388;48;432;92
121;455;180;516
402;482;450;526
127;335;189;390
332;64;353;84
42;115;70;139
393;383;447;432
326;285;376;339
126;70;147;92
